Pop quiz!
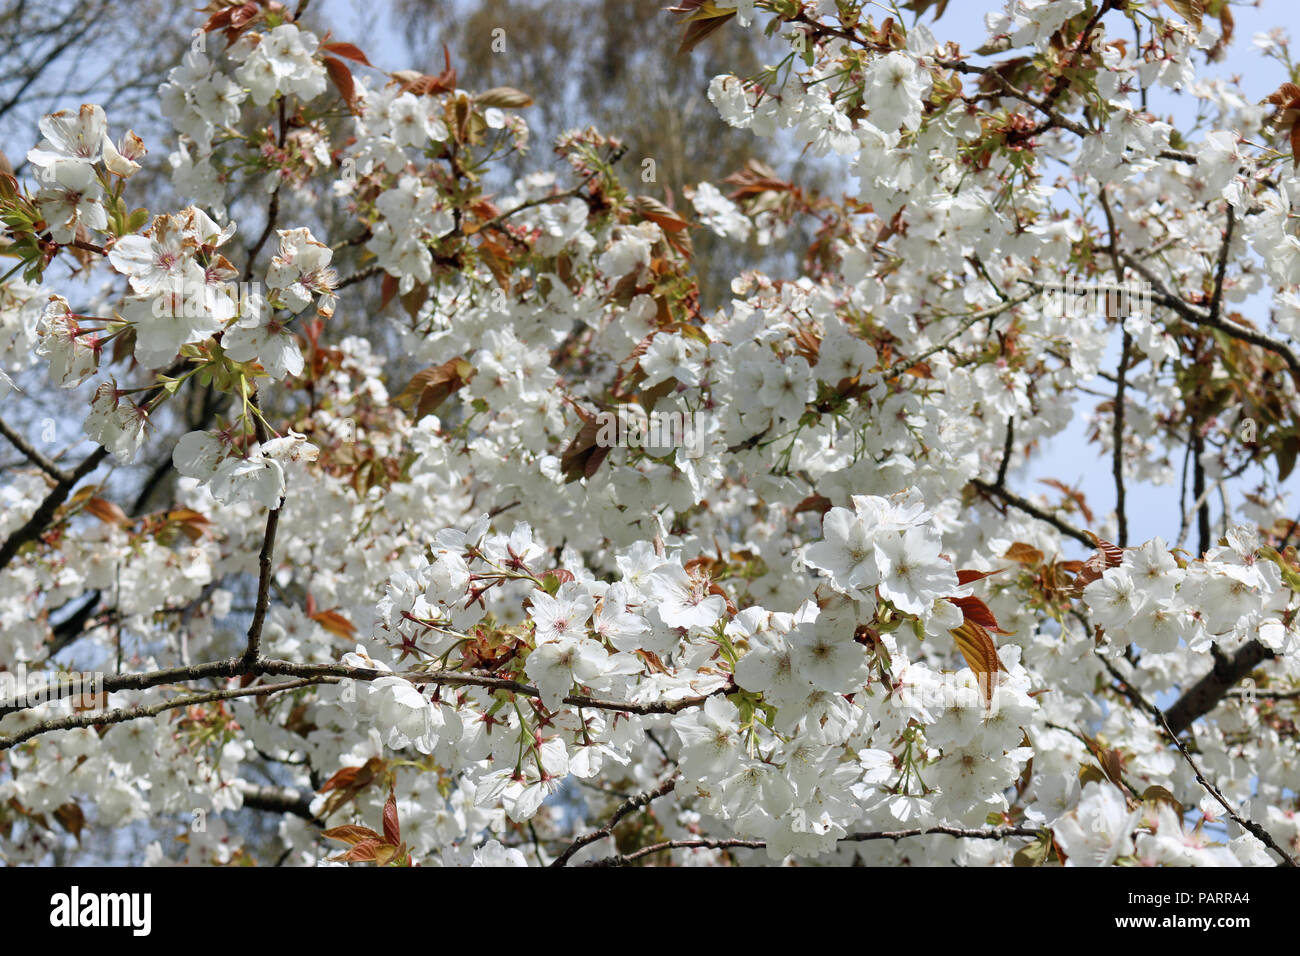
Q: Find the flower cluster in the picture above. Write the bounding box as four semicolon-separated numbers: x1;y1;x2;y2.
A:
2;0;1299;869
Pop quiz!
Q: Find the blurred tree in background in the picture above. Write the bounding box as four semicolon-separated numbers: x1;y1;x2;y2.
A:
391;0;837;304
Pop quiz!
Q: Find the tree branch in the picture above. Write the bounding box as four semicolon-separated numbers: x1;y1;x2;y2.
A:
0;445;108;572
0;677;327;751
1164;639;1274;735
0;656;729;749
969;477;1093;548
0;416;66;481
1095;191;1131;546
235;781;321;823
1098;653;1296;867
582;825;1040;866
886;288;1038;377
1121;251;1300;379
551;775;678;866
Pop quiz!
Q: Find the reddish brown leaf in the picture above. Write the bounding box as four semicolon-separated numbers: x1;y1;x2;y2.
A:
1266;83;1300;109
1099;748;1126;787
1070;534;1126;596
318;756;380;794
310;608;357;640
950;619;1006;704
630;196;690;233
321;824;382;846
329;838;383;862
85;497;129;528
475;87;534;109
560;414;612;483
204;3;260;42
164;508;210;542
1163;0;1204;32
1039;478;1095;524
541;569;576;589
394;357;476;421
947;594;1013;635
324;57;359;115
708;581;738;616
1071;550;1109;595
322;41;372;67
793;494;833;517
54;802;85;842
956;567;1004;585
380;273;399;312
1003;542;1044;566
382;790;400;845
673;5;737;55
1083;531;1125;567
393;45;457;96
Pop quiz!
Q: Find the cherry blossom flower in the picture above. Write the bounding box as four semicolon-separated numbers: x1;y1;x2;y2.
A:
25;104;107;169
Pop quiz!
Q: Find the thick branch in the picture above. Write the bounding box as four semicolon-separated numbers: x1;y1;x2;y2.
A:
1164;639;1273;735
235;781;320;823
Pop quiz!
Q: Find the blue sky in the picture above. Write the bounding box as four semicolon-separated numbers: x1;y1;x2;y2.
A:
912;1;1296;553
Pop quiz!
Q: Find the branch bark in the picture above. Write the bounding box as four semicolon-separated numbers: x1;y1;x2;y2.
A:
0;446;108;572
0;656;730;750
582;825;1040;866
1164;639;1274;735
970;477;1093;548
551;775;678;866
1099;653;1296;867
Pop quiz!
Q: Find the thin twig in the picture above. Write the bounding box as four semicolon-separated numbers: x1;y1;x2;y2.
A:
551;776;678;867
886;289;1038;377
0;417;66;481
582;825;1040;866
0;678;328;751
1097;653;1296;867
970;477;1093;548
0;657;729;749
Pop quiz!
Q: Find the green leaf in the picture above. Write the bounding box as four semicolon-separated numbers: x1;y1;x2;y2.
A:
1013;831;1053;867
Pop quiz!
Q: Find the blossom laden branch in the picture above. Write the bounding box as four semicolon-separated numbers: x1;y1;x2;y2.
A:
0;656;729;750
1098;654;1297;867
0;677;329;752
1120;251;1300;381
